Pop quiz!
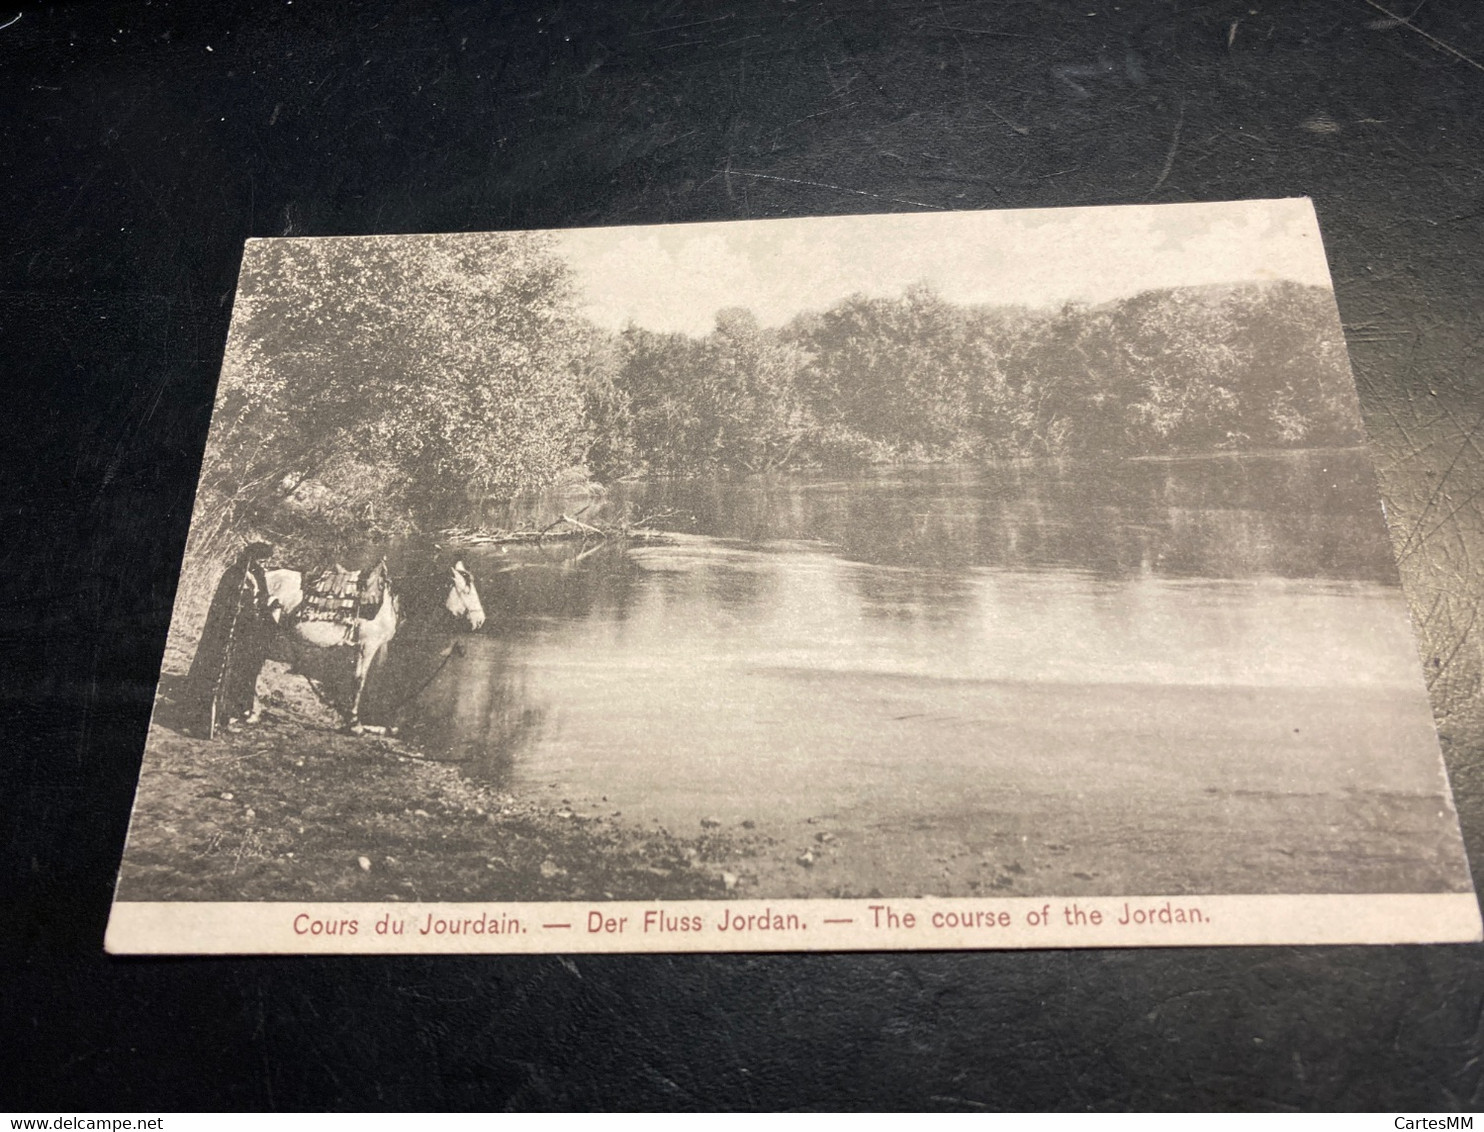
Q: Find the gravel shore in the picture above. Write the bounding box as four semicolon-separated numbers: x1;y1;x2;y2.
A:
115;662;793;903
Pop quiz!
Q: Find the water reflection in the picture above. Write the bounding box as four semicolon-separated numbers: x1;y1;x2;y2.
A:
374;634;545;771
472;448;1396;586
390;449;1434;836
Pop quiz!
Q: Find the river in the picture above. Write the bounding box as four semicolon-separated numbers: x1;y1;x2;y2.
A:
382;449;1471;896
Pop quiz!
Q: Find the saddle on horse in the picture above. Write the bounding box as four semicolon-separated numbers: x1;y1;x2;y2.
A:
296;559;389;628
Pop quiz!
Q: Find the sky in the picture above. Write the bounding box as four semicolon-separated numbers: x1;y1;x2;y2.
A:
550;198;1335;338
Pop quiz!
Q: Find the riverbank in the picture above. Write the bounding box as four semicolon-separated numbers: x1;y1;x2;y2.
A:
117;662;790;902
118;658;1089;903
117;622;1469;904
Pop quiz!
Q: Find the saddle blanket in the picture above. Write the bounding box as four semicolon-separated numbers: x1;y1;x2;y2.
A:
296;561;387;625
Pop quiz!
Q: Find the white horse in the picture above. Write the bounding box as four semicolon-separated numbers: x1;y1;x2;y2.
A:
262;560;485;733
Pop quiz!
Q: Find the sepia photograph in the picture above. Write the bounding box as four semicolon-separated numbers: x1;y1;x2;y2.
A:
106;199;1478;953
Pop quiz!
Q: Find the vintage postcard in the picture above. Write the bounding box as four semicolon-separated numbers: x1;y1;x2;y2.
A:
107;200;1480;953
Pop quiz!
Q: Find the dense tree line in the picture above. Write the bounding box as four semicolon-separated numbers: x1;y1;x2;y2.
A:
597;279;1364;477
186;242;1362;595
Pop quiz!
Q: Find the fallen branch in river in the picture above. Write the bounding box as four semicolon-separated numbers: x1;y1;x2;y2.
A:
555;512;605;538
438;509;687;548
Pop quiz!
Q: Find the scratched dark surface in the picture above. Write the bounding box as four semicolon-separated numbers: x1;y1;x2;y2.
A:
4;0;1484;1112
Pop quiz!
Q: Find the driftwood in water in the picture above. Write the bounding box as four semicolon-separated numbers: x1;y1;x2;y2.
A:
438;509;684;548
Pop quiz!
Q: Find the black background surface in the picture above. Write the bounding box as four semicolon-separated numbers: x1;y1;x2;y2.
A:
4;0;1484;1111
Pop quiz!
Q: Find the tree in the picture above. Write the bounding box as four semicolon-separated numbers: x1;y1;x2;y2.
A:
572;324;639;481
790;284;974;455
196;230;591;547
703;308;810;471
1226;281;1364;447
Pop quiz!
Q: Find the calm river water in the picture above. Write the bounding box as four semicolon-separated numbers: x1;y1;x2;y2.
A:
385;449;1470;895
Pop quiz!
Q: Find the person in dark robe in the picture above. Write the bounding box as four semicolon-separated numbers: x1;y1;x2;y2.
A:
187;541;276;737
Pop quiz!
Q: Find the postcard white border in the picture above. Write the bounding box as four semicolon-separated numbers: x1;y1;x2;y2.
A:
106;893;1483;955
